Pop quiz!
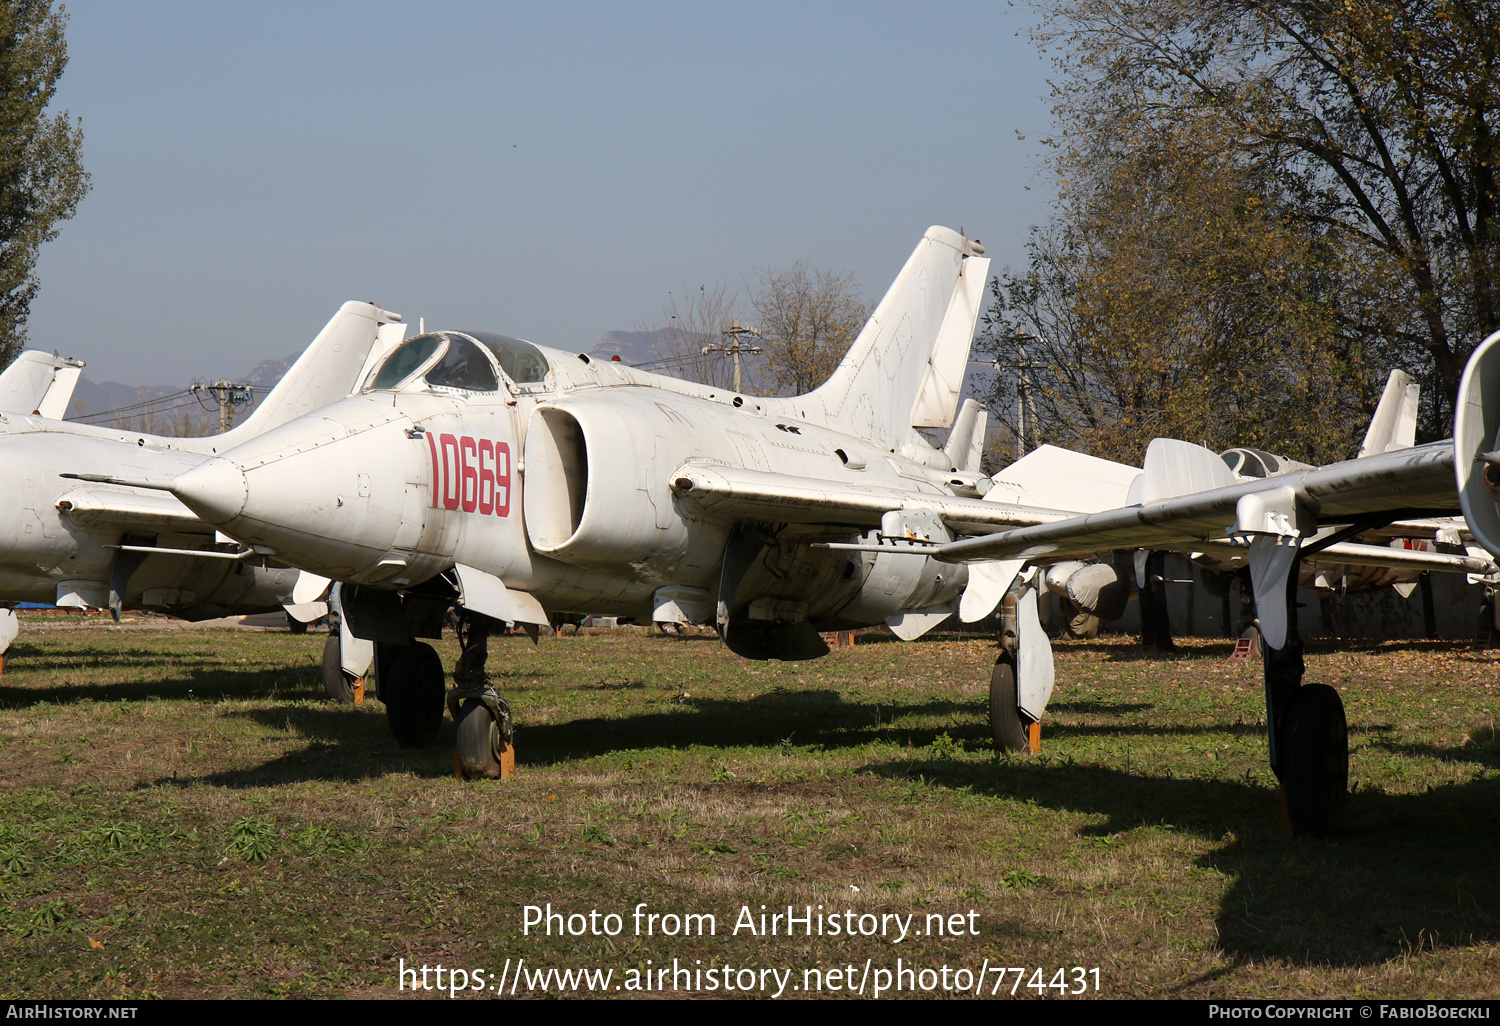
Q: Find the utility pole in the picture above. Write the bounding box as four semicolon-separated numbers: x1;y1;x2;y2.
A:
701;320;762;392
1007;332;1043;457
192;379;254;432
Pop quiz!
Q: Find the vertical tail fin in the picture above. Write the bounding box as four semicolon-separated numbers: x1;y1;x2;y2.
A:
217;302;405;445
803;226;989;451
1357;369;1420;458
0;351;84;418
943;398;988;474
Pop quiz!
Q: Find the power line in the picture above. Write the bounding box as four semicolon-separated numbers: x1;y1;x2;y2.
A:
65;388;201;423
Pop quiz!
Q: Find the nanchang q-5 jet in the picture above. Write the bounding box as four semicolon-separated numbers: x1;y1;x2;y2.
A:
0;302;405;669
126;227;1499;838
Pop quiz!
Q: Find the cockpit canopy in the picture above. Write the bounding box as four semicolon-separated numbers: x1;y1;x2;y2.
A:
1219;447;1283;479
365;331;551;393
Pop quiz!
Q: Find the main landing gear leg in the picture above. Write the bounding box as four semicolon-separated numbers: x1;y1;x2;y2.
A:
1262;549;1347;838
989;571;1051;754
1139;551;1176;653
448;612;515;780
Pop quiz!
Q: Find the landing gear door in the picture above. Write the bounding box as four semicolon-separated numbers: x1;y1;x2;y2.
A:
1016;575;1054;722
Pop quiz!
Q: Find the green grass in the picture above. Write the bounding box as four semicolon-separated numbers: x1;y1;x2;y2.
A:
0;616;1497;998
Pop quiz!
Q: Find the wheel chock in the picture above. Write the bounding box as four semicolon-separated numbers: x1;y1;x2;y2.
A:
352;677;365;704
1027;721;1041;754
452;741;516;780
1230;638;1255;660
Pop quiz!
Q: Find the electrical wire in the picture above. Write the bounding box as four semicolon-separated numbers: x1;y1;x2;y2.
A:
64;388;202;423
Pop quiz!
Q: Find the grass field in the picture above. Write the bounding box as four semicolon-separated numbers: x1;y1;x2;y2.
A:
0;615;1497;1000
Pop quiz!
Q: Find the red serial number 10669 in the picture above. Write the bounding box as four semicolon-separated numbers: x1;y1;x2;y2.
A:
427;432;512;516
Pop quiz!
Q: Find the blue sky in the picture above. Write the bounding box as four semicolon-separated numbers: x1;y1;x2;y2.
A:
28;1;1058;384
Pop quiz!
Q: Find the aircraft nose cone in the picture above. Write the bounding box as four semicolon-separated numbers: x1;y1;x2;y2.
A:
172;456;249;525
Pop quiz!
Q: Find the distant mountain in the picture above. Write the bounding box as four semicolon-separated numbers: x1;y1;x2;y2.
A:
63;353;298;434
591;328;678;366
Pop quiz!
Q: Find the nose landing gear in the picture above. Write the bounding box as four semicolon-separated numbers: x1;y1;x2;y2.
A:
447;612;515;779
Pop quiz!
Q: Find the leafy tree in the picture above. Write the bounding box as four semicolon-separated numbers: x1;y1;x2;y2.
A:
982;114;1376;465
0;0;89;368
985;0;1500;457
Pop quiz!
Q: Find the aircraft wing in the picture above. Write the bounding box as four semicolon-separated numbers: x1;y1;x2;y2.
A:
668;464;1076;535
1187;537;1493;575
938;439;1459;564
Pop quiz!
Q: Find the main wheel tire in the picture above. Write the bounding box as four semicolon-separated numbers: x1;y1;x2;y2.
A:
322;634;356;704
1279;683;1348;838
455;699;507;779
384;642;446;748
288;616;309;635
989;654;1033;753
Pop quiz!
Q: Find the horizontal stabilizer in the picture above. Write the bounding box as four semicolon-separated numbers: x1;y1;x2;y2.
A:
986;444;1141;514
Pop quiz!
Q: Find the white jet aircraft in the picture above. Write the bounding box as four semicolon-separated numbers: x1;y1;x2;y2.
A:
1044;371;1490;648
0;302;405;671
937;340;1500;837
130;226;1496;840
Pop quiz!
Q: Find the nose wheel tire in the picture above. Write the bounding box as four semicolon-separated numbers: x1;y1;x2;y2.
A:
383;642;446;748
322;634;356;704
1278;683;1348;838
989;653;1034;754
455;699;514;779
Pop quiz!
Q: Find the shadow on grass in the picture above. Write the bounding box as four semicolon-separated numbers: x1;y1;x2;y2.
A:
0;663;326;707
862;752;1500;970
0;643;212;673
115;666;1500;972
146;702;461;787
1048;700;1154;716
187;685;1274;789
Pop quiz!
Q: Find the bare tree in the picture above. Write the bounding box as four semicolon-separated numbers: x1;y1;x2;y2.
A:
633;282;746;388
750;262;870;396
